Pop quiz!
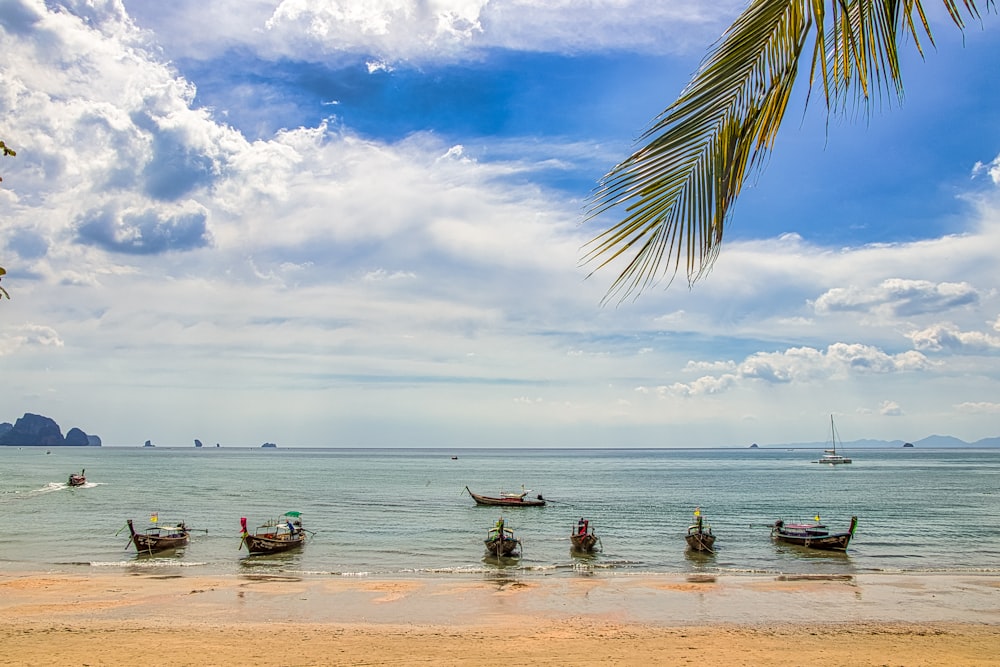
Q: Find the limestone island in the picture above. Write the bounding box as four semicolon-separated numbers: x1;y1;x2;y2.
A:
0;413;101;447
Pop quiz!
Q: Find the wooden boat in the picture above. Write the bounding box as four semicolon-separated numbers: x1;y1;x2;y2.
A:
67;469;86;487
570;518;600;552
815;415;852;464
685;508;715;553
240;511;307;555
771;515;858;551
465;486;546;507
126;518;189;553
484;517;520;557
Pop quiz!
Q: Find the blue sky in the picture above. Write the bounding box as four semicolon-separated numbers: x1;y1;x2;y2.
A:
2;1;1000;447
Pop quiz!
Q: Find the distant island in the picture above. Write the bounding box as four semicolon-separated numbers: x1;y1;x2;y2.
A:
0;413;101;447
261;442;277;448
749;434;1000;449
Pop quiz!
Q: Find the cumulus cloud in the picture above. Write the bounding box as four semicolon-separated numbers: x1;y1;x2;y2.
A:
0;323;64;356
972;156;1000;186
644;343;931;398
879;400;904;416
75;202;212;254
2;0;587;279
1;0;246;264
905;322;1000;352
125;0;744;65
813;278;980;318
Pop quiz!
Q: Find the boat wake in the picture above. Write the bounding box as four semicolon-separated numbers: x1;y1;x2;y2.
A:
89;559;207;569
3;482;68;499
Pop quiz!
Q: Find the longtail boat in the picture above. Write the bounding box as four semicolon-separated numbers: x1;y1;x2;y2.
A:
67;469;86;487
685;508;715;553
771;515;857;551
484;517;521;557
465;486;546;507
126;518;190;553
570;518;600;552
240;511;307;555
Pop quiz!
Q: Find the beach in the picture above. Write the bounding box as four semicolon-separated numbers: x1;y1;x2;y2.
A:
2;571;997;666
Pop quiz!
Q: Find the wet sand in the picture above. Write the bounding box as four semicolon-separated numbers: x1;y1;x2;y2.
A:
1;571;998;665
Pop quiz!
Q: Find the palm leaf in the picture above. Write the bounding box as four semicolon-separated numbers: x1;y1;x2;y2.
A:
585;0;990;304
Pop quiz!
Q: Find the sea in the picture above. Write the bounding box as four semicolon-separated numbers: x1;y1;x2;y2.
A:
1;446;998;580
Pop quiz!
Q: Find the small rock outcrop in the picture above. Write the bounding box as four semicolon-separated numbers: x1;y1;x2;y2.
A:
65;427;90;446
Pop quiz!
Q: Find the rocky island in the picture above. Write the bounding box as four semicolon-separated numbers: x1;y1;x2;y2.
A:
0;413;101;446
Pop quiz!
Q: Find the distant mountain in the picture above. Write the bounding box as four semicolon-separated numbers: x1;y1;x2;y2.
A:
763;435;999;449
913;434;969;448
0;413;101;446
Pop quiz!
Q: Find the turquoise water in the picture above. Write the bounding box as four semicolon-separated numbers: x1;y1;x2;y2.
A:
1;447;998;578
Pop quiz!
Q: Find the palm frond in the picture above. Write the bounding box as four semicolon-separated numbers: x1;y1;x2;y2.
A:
584;0;990;304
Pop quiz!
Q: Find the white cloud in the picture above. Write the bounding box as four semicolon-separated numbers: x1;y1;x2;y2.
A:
122;0;745;64
905;322;1000;352
648;343;931;398
954;401;1000;414
879;400;904;416
0;323;64;356
363;268;417;282
813;279;980;318
972;156;1000;186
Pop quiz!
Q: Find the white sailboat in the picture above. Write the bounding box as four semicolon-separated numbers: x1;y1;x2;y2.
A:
815;415;852;464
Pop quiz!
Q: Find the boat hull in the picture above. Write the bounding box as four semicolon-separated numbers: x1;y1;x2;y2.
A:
240;515;307;555
132;534;189;552
685;531;715;552
68;475;86;487
242;533;305;555
466;486;545;507
570;532;599;552
771;516;857;551
127;519;190;553
484;536;520;557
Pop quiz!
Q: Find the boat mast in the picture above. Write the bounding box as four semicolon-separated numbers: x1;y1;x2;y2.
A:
830;414;837;453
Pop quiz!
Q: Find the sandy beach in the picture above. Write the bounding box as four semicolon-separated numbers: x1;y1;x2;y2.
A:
1;571;998;666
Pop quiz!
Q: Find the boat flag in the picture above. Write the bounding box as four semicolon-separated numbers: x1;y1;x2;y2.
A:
814;515;820;522
150;513;158;523
693;507;701;517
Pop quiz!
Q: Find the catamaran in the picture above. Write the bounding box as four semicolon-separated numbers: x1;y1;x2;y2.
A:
815;415;852;464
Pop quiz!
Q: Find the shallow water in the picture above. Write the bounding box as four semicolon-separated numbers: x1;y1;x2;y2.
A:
1;446;998;579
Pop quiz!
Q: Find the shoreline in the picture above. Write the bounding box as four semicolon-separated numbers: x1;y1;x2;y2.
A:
2;571;998;665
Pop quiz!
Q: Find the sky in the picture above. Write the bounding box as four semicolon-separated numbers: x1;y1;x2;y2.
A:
2;0;1000;448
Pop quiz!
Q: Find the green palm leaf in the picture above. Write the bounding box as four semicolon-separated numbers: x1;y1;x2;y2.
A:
585;0;990;304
